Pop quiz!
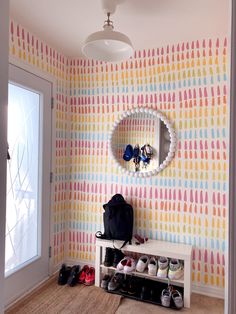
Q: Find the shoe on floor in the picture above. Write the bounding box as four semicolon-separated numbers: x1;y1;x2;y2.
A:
124;258;136;273
58;264;72;285
113;249;125;268
168;259;184;280
136;255;149;273
108;273;123;291
67;265;80;286
103;248;114;267
85;267;95;286
157;256;169;278
161;288;172;307
148;257;157;276
78;265;90;284
101;274;111;289
172;289;184;309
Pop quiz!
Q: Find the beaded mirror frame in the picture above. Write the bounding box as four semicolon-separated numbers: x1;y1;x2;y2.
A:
108;108;177;178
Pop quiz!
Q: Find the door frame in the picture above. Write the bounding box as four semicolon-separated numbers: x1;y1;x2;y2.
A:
0;0;9;312
8;55;56;281
228;0;236;313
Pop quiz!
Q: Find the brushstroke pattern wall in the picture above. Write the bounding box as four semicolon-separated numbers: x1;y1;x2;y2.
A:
9;18;228;293
9;20;70;266
69;39;228;291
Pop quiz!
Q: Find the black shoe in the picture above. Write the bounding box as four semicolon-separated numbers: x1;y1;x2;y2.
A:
58;264;71;285
104;248;114;267
67;265;80;287
140;285;150;300
120;278;129;294
101;274;111;289
113;249;125;268
127;277;139;296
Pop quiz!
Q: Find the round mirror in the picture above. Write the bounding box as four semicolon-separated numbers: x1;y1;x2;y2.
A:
108;108;177;177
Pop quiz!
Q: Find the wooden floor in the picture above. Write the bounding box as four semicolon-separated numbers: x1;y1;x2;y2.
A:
6;277;224;314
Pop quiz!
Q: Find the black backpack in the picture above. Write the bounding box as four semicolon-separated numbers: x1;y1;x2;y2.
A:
96;194;133;248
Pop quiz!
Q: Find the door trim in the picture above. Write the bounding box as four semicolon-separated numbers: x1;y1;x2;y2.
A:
9;56;57;278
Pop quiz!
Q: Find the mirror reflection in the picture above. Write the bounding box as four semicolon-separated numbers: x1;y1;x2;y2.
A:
112;112;171;173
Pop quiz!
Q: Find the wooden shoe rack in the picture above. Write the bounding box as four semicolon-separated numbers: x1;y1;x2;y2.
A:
95;238;192;308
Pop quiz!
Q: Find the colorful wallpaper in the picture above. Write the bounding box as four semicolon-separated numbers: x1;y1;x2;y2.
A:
9;19;228;292
9;20;70;265
69;39;228;291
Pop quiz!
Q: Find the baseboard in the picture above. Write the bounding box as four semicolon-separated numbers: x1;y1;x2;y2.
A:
5;275;56;311
192;284;225;300
64;259;94;269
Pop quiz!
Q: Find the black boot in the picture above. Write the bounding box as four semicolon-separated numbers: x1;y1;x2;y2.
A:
113;249;125;267
103;248;114;267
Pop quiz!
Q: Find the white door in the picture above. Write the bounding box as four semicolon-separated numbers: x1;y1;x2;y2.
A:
5;64;52;306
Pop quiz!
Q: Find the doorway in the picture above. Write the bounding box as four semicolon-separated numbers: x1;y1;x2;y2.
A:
4;64;52;306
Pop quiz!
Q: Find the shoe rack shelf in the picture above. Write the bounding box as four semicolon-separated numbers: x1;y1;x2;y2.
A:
100;264;184;287
95;238;192;308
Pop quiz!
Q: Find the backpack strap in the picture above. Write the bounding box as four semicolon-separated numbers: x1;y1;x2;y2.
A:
113;239;130;250
95;231;106;239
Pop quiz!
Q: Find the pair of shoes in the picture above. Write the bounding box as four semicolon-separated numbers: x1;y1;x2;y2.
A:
161;287;183;309
58;264;80;287
58;264;72;285
104;248;125;268
107;273;124;291
134;234;148;244
103;248;125;267
119;276;140;296
78;265;95;286
157;257;184;280
117;257;136;273
136;256;157;276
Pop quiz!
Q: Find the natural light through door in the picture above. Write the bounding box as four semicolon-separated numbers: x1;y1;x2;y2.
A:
5;64;52;306
5;83;40;275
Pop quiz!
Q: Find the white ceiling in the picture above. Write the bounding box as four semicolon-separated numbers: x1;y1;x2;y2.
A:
10;0;230;58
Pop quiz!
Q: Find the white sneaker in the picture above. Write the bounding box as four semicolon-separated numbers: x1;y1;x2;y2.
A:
172;290;184;309
168;259;184;280
148;257;157;276
136;255;149;273
116;256;129;271
124;258;136;273
157;256;168;278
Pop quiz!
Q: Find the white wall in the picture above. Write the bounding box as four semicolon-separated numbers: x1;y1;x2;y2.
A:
0;0;9;312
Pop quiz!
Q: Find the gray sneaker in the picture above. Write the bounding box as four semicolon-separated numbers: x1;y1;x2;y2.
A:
172;290;184;309
161;288;171;307
101;274;111;289
107;273;123;291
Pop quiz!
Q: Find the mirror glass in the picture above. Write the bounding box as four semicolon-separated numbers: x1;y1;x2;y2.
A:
109;109;176;177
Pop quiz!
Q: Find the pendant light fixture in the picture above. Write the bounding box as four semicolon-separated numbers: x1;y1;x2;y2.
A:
82;0;134;62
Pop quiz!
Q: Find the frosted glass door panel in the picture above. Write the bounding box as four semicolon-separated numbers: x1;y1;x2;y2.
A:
5;83;40;275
